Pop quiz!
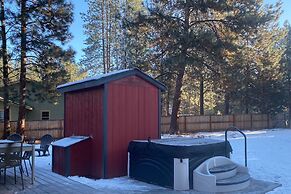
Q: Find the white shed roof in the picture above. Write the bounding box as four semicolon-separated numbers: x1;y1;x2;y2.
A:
52;136;90;147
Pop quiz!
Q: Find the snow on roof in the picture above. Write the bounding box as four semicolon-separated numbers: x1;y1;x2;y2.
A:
52;136;90;147
134;138;223;146
57;68;166;93
57;69;130;89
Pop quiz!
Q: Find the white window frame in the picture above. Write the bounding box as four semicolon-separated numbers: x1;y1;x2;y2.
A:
41;110;50;120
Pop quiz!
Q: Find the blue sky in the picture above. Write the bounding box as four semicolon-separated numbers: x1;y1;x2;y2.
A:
68;0;291;63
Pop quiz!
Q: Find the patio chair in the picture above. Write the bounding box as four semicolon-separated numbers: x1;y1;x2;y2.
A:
0;141;24;190
7;133;22;142
35;134;54;156
22;138;35;176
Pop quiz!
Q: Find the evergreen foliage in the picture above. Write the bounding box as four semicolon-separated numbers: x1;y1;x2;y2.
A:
80;0;289;133
0;0;75;135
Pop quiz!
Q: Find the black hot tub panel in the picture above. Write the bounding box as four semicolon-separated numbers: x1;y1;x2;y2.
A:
128;138;232;189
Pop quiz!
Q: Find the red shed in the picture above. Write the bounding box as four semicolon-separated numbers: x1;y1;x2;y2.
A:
54;68;166;179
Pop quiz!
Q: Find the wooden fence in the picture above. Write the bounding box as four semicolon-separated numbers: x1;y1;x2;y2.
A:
0;120;64;139
0;113;287;138
161;114;287;133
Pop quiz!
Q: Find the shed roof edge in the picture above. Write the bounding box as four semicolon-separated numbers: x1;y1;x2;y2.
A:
57;68;166;93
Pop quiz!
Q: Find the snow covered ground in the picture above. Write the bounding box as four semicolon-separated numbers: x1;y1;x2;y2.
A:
35;128;291;193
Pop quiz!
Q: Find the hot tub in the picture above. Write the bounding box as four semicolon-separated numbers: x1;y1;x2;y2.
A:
128;138;232;190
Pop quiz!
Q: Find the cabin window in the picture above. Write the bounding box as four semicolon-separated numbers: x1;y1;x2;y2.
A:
41;111;50;120
0;110;4;122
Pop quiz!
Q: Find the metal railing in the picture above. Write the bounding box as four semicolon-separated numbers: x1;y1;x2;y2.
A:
225;126;247;167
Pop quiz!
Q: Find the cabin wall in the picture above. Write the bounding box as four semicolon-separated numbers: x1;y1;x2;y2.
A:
64;87;103;178
106;76;159;178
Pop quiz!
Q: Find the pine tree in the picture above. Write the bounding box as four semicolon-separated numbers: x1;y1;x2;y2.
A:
13;0;73;134
220;1;285;115
128;0;279;133
34;46;76;103
81;0;125;75
121;0;149;69
0;0;10;138
17;0;28;134
281;22;291;126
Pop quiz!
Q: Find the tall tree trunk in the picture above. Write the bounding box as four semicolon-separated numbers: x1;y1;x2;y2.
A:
199;76;204;115
107;0;111;72
166;90;170;116
169;1;189;134
224;92;230;115
245;63;250;114
169;65;186;134
287;30;291;128
1;0;10;139
16;0;27;135
106;0;109;72
101;0;106;73
288;66;291;128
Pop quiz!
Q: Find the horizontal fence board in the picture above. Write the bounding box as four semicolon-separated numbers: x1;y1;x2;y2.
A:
211;123;233;130
186;123;210;131
235;114;251;122
252;114;268;120
186;116;210;123
211;115;233;122
252;121;268;129
235;122;252;130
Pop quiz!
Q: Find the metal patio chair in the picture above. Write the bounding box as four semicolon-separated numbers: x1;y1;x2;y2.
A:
22;138;35;176
0;141;24;190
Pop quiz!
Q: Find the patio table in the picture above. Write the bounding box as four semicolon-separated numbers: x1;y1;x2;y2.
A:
0;141;35;184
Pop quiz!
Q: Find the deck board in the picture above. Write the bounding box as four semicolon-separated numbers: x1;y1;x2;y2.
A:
0;168;100;194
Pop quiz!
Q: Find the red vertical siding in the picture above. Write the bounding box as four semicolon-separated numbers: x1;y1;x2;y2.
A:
70;140;92;176
65;88;103;178
52;147;66;176
107;76;159;178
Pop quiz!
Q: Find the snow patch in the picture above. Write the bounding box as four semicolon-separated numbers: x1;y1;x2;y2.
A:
69;176;165;192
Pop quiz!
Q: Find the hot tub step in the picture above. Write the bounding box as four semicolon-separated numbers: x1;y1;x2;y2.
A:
210;163;238;180
209;163;237;173
216;172;251;192
216;172;250;186
193;156;251;193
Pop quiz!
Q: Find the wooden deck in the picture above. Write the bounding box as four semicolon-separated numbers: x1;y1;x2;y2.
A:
0;168;101;194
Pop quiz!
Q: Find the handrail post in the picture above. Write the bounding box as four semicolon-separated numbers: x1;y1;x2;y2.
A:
225;126;247;167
